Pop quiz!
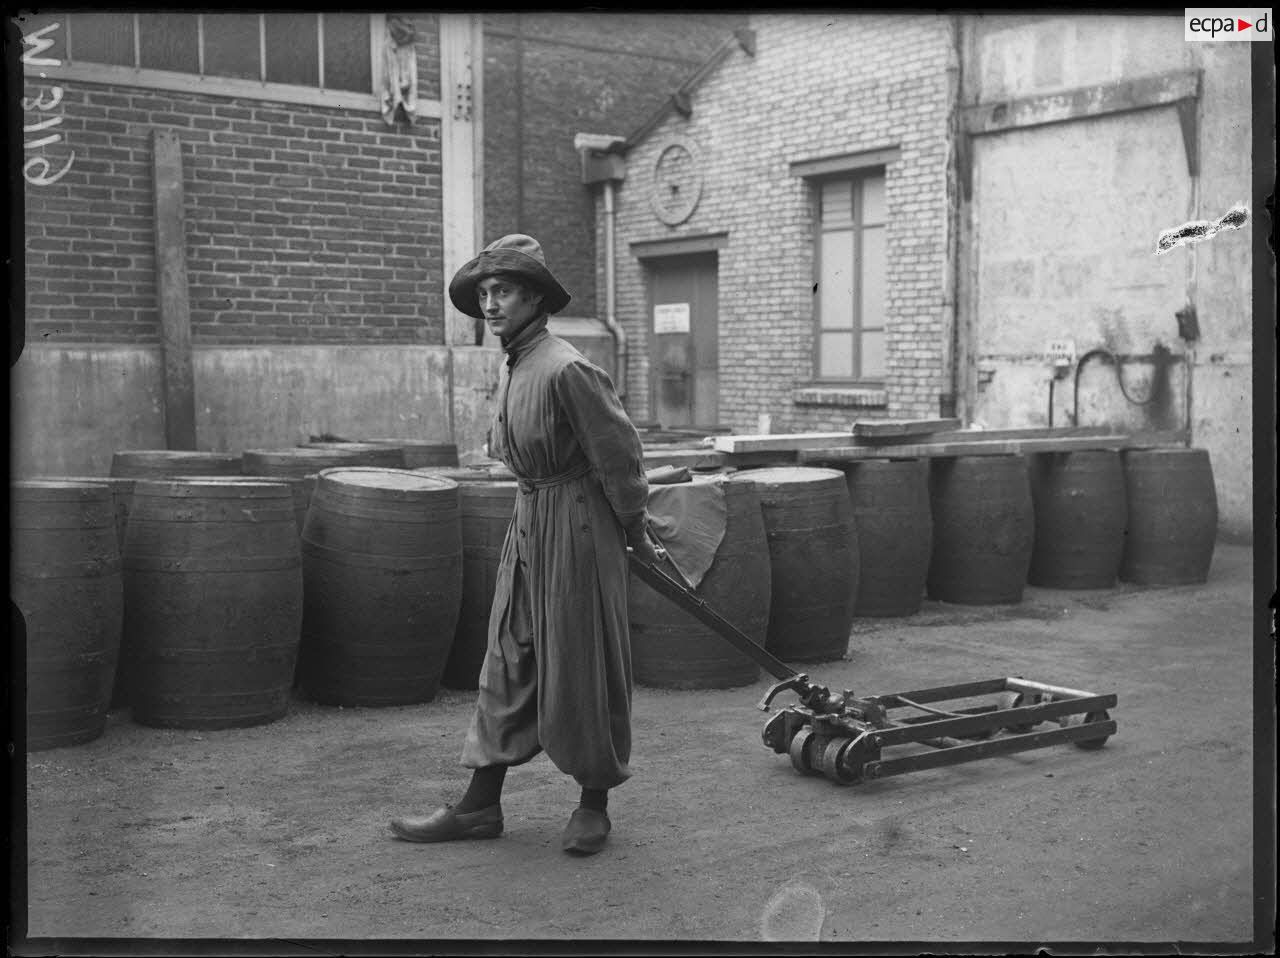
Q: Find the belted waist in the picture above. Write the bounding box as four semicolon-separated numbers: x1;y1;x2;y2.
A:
515;460;594;495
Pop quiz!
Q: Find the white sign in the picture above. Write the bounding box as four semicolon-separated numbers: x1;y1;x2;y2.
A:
653;302;690;334
1047;339;1076;363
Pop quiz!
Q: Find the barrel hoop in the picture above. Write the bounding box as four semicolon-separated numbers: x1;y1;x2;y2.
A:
14;559;122;578
123;554;301;573
138;644;296;662
301;538;459;570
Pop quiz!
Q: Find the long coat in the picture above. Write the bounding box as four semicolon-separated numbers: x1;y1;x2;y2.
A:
460;316;648;790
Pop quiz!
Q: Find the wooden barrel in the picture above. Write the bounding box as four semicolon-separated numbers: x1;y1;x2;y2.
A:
298;441;407;469
1120;448;1217;585
111;450;242;478
411;467;518;691
244;448;366;532
45;476;136;553
734;467;857;663
1028;450;1127;589
122;479;303;729
927;455;1034;604
627;474;772;688
299;468;462;706
11;480;123;750
363;439;459;469
844;458;932;616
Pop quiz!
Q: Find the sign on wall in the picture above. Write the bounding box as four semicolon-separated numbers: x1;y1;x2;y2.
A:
653;302;691;334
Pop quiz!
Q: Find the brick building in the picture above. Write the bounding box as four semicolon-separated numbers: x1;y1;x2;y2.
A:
11;12;1260;537
599;14;956;432
481;13;745;322
581;12;1258;537
12;11;738;473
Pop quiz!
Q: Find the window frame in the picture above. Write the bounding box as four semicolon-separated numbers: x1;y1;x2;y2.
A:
21;12;392;113
810;169;887;386
791;146;900;388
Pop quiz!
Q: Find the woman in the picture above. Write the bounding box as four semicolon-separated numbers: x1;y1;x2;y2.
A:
390;234;664;856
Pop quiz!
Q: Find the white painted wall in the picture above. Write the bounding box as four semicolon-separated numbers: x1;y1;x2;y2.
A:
964;15;1254;540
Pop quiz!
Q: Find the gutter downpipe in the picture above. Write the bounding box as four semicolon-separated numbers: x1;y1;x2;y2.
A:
602;179;627;399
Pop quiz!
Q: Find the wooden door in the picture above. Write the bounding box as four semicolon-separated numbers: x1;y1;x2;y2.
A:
647;254;718;429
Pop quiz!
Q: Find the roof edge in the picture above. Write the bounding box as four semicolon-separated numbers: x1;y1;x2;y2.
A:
620;27;756;153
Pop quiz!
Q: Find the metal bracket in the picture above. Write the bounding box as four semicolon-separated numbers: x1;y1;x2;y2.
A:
454;71;473;121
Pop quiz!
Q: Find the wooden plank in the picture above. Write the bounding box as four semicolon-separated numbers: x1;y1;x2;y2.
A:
440;13;483;346
851;418;961;438
151;129;196;450
641;447;727;471
864;425;1120;446
723;450;799;469
962;69;1200;137
798;435;1132;463
1121;429;1192;449
711;432;853;454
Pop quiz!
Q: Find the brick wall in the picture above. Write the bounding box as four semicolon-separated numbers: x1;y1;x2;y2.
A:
611;13;954;431
21;14;446;347
482;13;746;318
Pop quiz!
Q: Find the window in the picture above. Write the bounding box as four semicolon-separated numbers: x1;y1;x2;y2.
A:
18;12;383;110
814;172;886;383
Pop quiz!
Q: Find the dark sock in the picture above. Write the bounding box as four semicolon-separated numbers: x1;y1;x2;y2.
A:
579;787;608;813
456;765;507;813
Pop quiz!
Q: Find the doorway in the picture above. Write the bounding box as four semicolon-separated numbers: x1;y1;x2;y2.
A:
645;253;719;429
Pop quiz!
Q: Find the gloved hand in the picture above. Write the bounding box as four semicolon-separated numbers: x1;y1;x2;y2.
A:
623;514;667;565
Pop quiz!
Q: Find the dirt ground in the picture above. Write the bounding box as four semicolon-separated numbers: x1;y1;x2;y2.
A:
11;541;1271;953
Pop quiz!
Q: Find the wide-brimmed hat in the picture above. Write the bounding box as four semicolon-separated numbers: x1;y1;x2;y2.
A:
448;234;572;319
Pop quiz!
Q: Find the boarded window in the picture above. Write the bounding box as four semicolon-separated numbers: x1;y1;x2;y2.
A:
70;12;134;67
265;14;319;86
203;14;262;81
322;13;373;92
138;13;200;74
44;12;377;96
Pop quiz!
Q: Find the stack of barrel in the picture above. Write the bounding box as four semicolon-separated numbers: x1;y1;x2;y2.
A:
628;466;862;690
628;439;1219;691
12;431;1218;746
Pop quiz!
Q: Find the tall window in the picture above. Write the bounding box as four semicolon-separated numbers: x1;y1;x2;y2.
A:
19;12;380;106
815;172;886;382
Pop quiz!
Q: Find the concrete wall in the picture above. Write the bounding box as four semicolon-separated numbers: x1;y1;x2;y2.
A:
610;13;955;432
10;344;502;476
962;14;1253;538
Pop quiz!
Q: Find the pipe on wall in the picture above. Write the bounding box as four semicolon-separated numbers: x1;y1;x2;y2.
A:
602;179;628;399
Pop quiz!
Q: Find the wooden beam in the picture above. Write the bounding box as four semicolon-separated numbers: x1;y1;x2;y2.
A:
151;129;196;450
961;70;1201;137
642;447;727;471
861;425;1120;446
798;436;1132;463
852;418;961;438
440;13;484;346
711;432;855;454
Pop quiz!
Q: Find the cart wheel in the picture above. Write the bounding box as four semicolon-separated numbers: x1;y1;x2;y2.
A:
997;691;1035;734
1071;710;1112;750
789;730;817;775
819;736;855;784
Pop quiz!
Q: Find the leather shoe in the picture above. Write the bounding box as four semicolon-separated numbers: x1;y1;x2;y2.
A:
389;803;503;843
561;807;610;855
